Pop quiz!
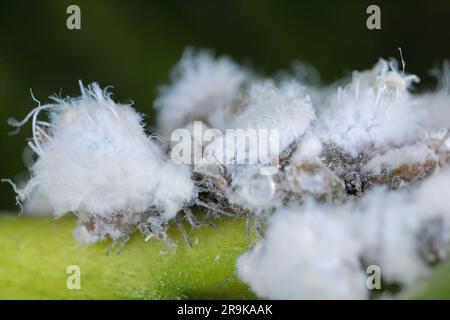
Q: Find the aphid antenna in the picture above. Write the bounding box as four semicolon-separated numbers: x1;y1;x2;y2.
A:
244;209;253;248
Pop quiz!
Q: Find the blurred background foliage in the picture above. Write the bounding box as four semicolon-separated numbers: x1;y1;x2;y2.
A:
0;0;449;210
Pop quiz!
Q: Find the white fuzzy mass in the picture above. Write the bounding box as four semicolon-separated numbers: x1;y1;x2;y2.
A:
237;205;368;299
8;83;195;242
7;48;450;299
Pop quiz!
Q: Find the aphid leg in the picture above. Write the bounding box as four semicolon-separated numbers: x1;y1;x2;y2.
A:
143;217;177;252
245;209;253;248
185;208;198;227
114;234;131;255
105;239;118;256
254;215;265;240
196;200;234;217
184;207;215;228
176;214;192;247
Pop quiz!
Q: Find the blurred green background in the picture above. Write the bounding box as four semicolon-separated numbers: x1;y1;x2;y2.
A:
1;0;449;210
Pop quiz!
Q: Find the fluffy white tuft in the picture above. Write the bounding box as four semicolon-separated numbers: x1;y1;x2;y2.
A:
155;48;249;135
317;59;423;156
12;83;195;225
237;205;368;299
238;168;450;298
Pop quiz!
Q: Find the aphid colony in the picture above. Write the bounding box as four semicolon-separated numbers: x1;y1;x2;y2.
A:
6;48;450;299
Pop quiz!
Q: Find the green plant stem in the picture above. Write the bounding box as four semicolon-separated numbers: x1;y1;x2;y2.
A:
0;214;255;299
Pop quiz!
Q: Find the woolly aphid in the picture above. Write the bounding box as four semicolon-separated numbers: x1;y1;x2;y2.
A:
155;50;450;299
6;49;450;299
155;48;249;135
237;205;367;299
5;83;195;245
238;167;450;299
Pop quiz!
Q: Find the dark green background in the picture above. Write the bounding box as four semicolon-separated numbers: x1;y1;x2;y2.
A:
1;0;449;210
